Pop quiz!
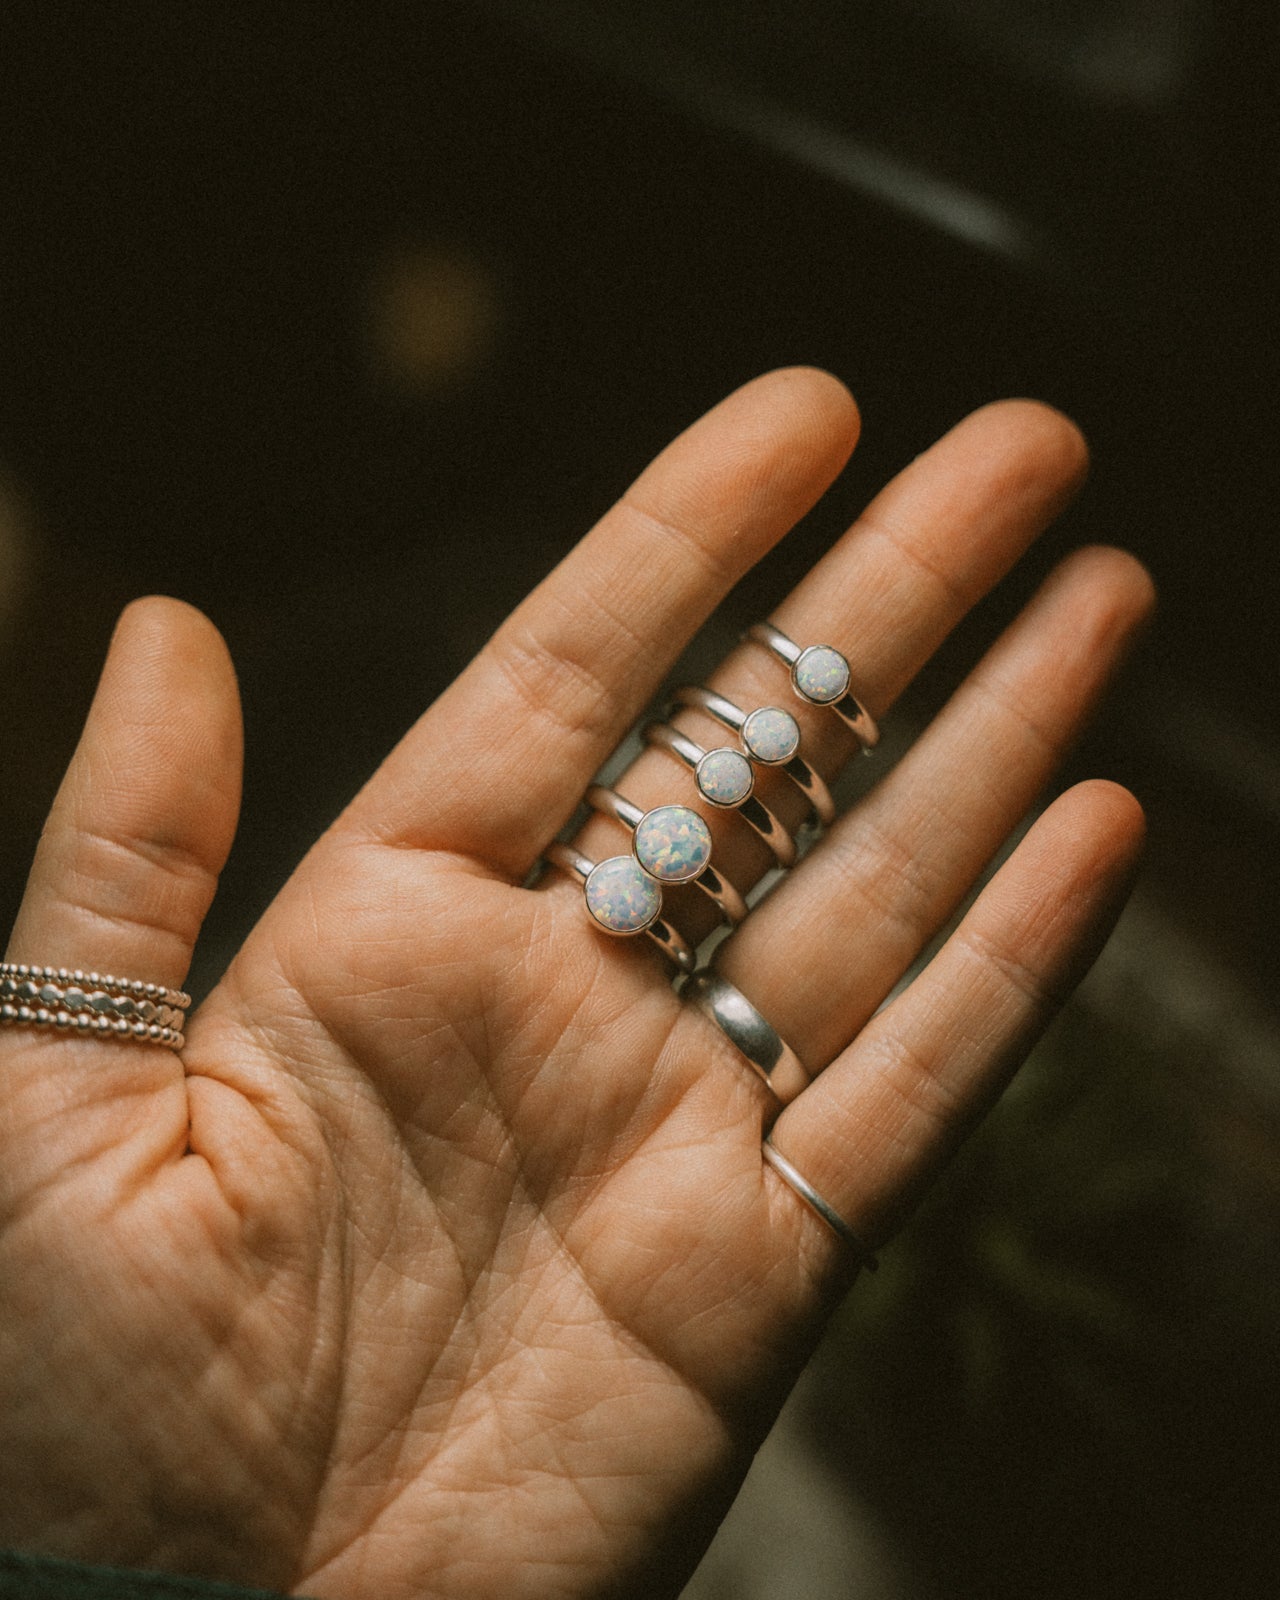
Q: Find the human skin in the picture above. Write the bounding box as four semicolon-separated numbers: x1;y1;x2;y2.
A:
0;369;1152;1598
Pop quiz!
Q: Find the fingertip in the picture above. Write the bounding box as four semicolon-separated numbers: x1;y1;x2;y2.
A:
761;363;861;435
81;596;243;870
1023;545;1157;681
973;397;1090;486
943;399;1091;523
110;595;238;689
1067;775;1147;853
691;366;861;498
751;365;862;471
1065;545;1158;627
1037;779;1147;901
102;594;240;741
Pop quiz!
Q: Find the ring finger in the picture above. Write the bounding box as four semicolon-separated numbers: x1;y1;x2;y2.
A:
710;541;1154;1077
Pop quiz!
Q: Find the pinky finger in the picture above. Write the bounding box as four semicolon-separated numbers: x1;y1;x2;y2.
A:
766;780;1145;1253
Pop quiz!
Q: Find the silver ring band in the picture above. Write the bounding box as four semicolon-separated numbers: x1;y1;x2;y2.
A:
641;723;797;867
585;787;747;925
746;622;879;750
762;1135;878;1269
0;1005;186;1049
0;971;187;1031
0;963;188;1049
674;686;835;826
681;968;809;1103
0;962;191;1012
545;842;696;972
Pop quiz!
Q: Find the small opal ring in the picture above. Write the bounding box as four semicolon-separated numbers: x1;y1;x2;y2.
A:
674;686;835;826
681;968;809;1103
586;786;747;925
642;722;796;868
747;622;879;749
762;1135;879;1269
544;842;696;972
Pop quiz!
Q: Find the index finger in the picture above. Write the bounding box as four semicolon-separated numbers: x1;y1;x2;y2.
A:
340;368;861;875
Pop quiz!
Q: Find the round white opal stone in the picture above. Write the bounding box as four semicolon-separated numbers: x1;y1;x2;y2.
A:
742;706;800;765
696;746;754;807
793;644;850;704
584;855;662;933
633;805;712;884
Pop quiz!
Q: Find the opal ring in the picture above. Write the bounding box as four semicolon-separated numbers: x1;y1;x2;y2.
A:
747;622;879;750
674;686;835;826
642;722;796;868
544;842;696;972
681;968;809;1103
762;1134;879;1269
0;962;189;1049
586;787;747;925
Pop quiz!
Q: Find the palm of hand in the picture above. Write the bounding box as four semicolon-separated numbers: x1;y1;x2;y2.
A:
1;371;1151;1600
9;852;800;1599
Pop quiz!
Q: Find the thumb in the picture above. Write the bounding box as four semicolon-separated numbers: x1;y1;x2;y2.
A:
2;596;242;1196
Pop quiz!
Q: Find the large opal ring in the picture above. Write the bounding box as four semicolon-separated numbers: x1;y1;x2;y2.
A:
681;968;809;1103
674;686;835;826
586;787;747;925
544;842;696;972
747;622;879;749
642;722;797;867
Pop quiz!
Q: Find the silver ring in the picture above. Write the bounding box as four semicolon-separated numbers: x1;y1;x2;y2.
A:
642;723;796;868
747;622;879;749
586;786;747;925
0;962;190;1011
544;842;696;972
762;1135;878;1269
0;962;189;1049
681;968;809;1103
673;686;835;826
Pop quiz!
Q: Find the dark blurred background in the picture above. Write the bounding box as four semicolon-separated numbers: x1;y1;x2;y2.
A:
0;4;1276;1596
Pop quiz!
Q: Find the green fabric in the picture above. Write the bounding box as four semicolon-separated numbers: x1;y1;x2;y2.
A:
0;1552;302;1600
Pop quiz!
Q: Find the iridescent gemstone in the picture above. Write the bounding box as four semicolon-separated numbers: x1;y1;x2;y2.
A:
695;746;754;807
632;805;712;884
741;706;800;765
793;644;850;705
584;855;663;934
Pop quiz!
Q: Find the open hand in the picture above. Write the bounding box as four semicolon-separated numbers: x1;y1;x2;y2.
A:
0;370;1152;1599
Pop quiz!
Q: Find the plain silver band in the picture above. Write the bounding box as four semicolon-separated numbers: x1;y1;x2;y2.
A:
673;686;836;826
681;968;809;1104
641;723;797;868
762;1136;879;1269
585;786;748;925
747;622;880;750
544;842;696;973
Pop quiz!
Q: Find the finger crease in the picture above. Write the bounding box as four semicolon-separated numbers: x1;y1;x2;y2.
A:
964;672;1064;761
857;506;981;614
71;822;217;892
957;922;1061;1014
616;495;737;590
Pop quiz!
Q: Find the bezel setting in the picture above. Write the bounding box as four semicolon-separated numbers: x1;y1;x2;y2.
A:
632;805;713;884
741;706;801;765
583;855;663;934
